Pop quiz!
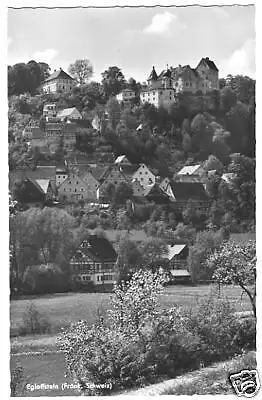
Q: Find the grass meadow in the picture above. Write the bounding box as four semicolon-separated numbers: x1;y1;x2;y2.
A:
10;284;251;337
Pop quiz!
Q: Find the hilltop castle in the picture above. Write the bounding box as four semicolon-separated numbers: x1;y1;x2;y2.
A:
140;57;219;108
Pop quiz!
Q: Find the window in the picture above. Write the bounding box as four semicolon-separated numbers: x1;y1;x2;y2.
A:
63;176;65;178
97;276;100;281
170;91;172;95
81;188;84;191
76;181;79;185
75;189;77;192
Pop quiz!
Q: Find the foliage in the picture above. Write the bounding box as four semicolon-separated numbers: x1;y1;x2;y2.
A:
9;207;76;293
68;59;93;84
10;363;24;396
208;239;256;317
188;228;229;283
58;271;253;394
185;293;240;363
18;302;51;335
8;60;50;95
22;263;71;295
101;66;126;98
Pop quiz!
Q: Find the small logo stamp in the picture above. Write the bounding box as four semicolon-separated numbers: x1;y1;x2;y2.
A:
229;370;260;397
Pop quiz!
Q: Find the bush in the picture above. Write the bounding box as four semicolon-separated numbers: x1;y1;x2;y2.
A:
185;294;240;364
18;302;51;335
58;271;252;394
232;317;256;350
22;264;71;295
10;363;24;396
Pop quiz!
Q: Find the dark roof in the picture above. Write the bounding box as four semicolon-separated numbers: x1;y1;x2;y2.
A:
76;235;117;262
148;66;158;81
171;65;198;80
171;182;208;201
119;164;139;177
144;183;170;203
197;57;218;72
44;68;74;83
89;165;110;182
9;166;56;187
65;153;92;166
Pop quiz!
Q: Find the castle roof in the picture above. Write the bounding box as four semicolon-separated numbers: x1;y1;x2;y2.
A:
147;66;158;81
197;57;219;72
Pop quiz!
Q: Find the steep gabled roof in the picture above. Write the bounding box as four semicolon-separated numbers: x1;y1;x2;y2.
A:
166;244;187;260
76;235;117;262
35;179;51;194
197;57;219;72
171;182;208;201
44;68;74;83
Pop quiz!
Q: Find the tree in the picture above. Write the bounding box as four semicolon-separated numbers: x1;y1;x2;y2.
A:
115;237;141;282
140;239;168;271
207;240;256;318
101;66;126;98
188;229;228;283
68;59;93;85
203;155;224;173
226;101;252;155
106;97;121;131
220;86;237;114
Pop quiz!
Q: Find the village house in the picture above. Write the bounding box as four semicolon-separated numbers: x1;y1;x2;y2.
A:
175;164;204;182
165;244;189;270
57;107;82;122
143;183;170;204
170;181;210;211
9;165;57;193
58;172;96;202
116;89;136;103
70;235;117;290
79;169;100;201
140;57;219;108
132;163;156;188
41;68;76;94
97;165;129;202
12;177;54;206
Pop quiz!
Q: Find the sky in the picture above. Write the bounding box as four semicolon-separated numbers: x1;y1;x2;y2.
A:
8;5;256;83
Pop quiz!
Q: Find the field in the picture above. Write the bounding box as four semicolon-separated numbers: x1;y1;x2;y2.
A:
10;284;251;337
10;284;252;397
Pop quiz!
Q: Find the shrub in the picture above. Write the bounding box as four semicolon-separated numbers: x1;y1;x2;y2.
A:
10;363;24;396
185;294;240;364
58;271;250;394
232;317;256;350
18;302;51;335
22;264;71;295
